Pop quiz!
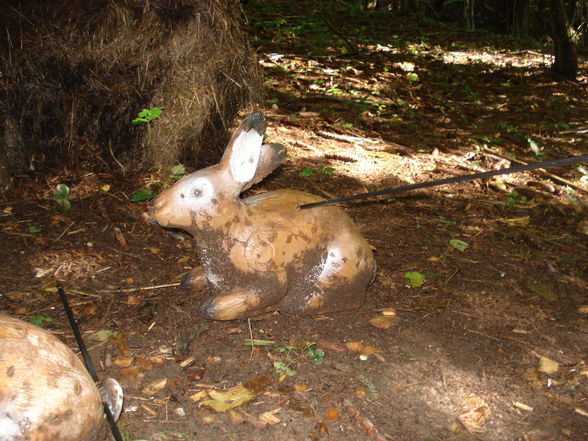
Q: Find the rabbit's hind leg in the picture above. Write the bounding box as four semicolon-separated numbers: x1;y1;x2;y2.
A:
281;244;375;315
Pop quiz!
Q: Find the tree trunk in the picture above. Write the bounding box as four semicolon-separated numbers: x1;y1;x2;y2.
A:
464;0;475;30
549;0;578;80
571;0;588;47
512;0;531;35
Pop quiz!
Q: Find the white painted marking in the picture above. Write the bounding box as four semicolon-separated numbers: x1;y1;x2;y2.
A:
318;246;344;282
0;414;21;441
229;129;263;184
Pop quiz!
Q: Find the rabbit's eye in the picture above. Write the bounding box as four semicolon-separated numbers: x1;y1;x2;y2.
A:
192;188;203;198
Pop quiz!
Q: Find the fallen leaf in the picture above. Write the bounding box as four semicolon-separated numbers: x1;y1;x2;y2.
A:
525;281;557;301
498;216;530;227
226;327;243;335
177;255;190;263
189;390;208;402
141;378;168;395
135;355;166;369
88;329;118;342
125;295;141;305
578;305;588;314
449;239;469;252
201;386;256;412
200;413;217;425
227;409;244;424
259;408;281;425
325;407;339;420
524;367;543;389
369;315;396;329
457;405;490;432
113;356;134;368
113;227;128;250
288;398;315;418
538;355;558;374
313;338;345;352
360;346;379;358
293;384;310;393
345;341;363;352
185;367;205;382
243;376;272;394
80;305;97;315
40;281;58;292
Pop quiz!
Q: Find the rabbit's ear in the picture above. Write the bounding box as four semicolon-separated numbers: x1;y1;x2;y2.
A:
242;143;287;191
221;112;266;185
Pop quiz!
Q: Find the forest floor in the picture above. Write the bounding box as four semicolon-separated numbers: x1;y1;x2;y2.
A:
1;1;587;441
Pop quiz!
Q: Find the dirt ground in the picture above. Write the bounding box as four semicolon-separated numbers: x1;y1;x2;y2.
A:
1;2;587;441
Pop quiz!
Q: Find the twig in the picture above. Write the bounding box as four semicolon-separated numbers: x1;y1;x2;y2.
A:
466;328;501;342
99;282;180;293
67;289;103;299
292;139;322;155
1;231;36;237
482;148;588;195
444;267;460;285
108;246;153;263
55;221;75;242
318;130;379;144
341;399;390;441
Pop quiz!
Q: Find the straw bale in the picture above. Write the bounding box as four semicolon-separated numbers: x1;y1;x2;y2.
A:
0;0;262;191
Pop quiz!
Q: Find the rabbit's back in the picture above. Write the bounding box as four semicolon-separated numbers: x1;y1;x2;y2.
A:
236;189;374;272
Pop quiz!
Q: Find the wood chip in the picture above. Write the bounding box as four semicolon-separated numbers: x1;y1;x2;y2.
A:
513;401;533;412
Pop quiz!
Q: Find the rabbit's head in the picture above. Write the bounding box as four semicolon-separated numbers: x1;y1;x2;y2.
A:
151;112;283;232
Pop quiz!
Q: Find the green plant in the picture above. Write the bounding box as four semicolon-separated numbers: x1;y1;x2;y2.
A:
244;339;326;377
304;342;325;366
449;239;469;252
132;106;165;144
29;316;56;327
300;166;335;177
577;166;588;186
53;184;71;211
273;361;297;377
169;164;186;181
404;271;425;287
507;190;528;206
130;189;156;202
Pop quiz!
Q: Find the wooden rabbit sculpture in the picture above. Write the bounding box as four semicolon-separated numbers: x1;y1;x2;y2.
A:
0;315;123;441
151;112;376;320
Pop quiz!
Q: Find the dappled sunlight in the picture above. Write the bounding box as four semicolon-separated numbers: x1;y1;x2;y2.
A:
442;48;553;68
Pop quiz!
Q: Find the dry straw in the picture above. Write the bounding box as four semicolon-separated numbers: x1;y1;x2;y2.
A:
0;0;262;187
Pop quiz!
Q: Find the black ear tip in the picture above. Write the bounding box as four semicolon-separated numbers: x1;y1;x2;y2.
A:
242;112;267;135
